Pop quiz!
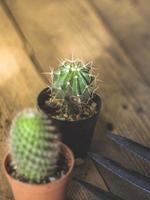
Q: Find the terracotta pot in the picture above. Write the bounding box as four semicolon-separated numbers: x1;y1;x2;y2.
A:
4;143;74;200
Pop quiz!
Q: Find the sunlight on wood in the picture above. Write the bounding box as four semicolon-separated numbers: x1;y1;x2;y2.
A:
5;0;111;66
0;47;20;85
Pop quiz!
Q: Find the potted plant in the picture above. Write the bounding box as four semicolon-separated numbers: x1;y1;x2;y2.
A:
4;109;74;200
37;59;101;160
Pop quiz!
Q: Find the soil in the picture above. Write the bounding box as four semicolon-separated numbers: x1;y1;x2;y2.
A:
6;153;69;184
45;97;97;121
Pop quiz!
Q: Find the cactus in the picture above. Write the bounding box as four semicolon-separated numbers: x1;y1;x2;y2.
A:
9;109;60;182
51;59;95;103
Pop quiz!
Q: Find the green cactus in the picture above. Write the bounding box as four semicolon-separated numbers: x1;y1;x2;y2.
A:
9;109;60;182
51;59;95;103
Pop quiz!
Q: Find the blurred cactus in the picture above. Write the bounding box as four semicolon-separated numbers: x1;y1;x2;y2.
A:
10;109;60;182
52;59;95;103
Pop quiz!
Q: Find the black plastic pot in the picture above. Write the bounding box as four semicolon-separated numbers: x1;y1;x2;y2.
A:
37;88;101;158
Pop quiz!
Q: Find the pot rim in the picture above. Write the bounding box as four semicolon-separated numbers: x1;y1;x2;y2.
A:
37;87;102;122
3;142;74;188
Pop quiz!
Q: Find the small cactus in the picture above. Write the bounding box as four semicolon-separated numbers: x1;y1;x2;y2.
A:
9;109;60;182
51;59;95;103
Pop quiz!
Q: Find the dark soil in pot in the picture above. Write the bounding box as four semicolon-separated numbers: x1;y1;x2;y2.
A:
37;88;101;159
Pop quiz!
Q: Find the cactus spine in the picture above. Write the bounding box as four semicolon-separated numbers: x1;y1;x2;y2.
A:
52;59;95;103
10;109;60;182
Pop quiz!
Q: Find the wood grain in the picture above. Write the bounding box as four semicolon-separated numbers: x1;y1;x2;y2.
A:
130;0;150;23
3;0;150;148
4;0;111;72
91;0;150;86
0;4;45;199
1;0;150;198
2;0;150;183
0;3;106;199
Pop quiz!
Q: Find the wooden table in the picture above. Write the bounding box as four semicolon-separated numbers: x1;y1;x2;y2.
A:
0;0;149;199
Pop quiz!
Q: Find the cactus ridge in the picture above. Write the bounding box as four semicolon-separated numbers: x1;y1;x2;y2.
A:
10;109;60;182
52;59;96;103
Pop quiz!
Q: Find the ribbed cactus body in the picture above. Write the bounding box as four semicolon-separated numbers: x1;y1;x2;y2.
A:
10;109;60;182
52;60;95;103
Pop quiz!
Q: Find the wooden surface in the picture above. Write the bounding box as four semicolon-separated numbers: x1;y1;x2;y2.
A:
0;0;150;199
0;2;106;200
91;0;150;84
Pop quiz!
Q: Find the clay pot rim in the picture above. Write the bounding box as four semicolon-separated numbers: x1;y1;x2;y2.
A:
3;142;74;188
37;87;102;122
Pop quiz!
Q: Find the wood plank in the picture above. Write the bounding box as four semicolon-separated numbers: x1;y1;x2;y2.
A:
130;0;150;23
3;0;111;71
73;158;107;190
0;4;106;199
0;4;45;200
3;0;150;147
90;0;150;86
3;0;150;181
